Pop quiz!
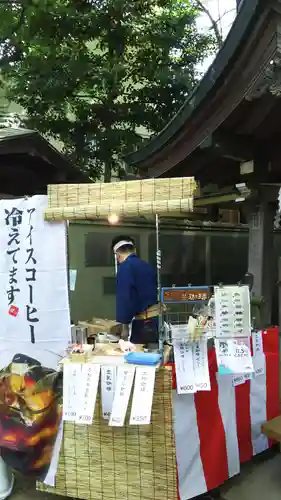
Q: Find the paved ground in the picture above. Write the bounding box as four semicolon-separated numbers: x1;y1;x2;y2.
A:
8;449;281;500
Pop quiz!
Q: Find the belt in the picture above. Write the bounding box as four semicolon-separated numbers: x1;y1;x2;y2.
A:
135;303;165;320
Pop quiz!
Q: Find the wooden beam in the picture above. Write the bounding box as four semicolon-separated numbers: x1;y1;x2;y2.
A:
200;132;254;162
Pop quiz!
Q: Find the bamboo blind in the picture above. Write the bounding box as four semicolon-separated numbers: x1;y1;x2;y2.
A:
45;177;198;220
37;367;178;500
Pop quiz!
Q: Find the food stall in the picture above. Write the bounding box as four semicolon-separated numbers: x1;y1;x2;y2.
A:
30;178;279;500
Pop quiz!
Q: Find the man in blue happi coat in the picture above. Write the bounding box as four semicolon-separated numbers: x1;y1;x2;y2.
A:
111;235;159;345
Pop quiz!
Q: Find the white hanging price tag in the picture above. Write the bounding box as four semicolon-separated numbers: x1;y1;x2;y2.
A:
171;324;188;340
252;332;265;377
193;338;211;391
77;364;100;425
109;366;135;427
173;340;196;394
130;366;156;425
252;332;264;357
232;374;245;387
101;366;117;420
63;363;82;422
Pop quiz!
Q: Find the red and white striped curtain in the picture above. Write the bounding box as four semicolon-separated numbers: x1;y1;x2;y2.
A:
171;328;280;500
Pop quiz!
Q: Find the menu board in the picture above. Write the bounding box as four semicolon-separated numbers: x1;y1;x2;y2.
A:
214;285;251;338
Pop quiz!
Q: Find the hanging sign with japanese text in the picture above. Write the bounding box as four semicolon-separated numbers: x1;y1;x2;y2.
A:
252;331;265;377
129;366;156;425
193;338;211;391
173;339;196;394
109;366;135;427
101;365;117;420
77;364;100;425
0;195;70;369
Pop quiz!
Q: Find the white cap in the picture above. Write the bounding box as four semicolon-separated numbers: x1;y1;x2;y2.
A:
113;240;134;253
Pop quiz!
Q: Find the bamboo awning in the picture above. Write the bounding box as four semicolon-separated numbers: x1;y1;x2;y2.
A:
44;178;199;221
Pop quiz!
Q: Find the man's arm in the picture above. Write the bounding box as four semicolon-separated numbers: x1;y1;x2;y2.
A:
116;263;135;339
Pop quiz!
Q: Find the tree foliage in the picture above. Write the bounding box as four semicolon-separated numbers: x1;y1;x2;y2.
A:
0;0;215;180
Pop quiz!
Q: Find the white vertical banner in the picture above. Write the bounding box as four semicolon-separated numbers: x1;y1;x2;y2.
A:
109;366;135;427
101;365;117;420
193;338;211;391
0;195;71;369
130;366;156;425
173;340;196;394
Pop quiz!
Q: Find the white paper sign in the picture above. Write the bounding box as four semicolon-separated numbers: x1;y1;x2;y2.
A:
130;366;156;425
173;340;196;394
77;364;100;425
214;285;251;338
252;332;263;356
63;363;82;422
44;419;64;487
101;366;117;420
232;374;245;387
0;195;71;369
215;338;254;375
171;324;189;340
109;366;135;427
252;331;265;377
69;269;77;292
193;338;211;391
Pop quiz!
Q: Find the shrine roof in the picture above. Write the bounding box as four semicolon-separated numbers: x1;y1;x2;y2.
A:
125;0;278;181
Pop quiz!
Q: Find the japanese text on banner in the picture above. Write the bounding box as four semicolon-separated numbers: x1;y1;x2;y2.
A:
0;196;70;369
173;340;196;394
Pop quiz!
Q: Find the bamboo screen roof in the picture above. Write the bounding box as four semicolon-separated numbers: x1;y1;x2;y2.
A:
44;177;198;221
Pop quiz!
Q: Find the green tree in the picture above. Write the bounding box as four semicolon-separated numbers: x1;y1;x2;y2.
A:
0;0;215;181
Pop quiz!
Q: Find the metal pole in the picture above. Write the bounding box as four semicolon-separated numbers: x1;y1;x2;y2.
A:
155;214;163;353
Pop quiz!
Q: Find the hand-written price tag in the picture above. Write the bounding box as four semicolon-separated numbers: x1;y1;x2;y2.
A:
63;363;82;422
77;364;100;425
129;366;156;425
173;340;196;394
109;366;135;427
252;331;265;378
232;374;245;387
252;332;263;357
193;338;211;391
101;366;116;420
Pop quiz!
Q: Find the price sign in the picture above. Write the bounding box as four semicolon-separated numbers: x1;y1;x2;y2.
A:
215;339;254;375
232;375;245;387
129;366;156;425
193;338;211;391
252;332;263;357
77;364;100;425
109;366;135;427
63;363;82;422
173;340;196;394
252;331;265;377
101;366;116;420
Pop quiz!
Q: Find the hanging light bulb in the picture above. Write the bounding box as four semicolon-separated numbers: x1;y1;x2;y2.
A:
108;213;119;225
